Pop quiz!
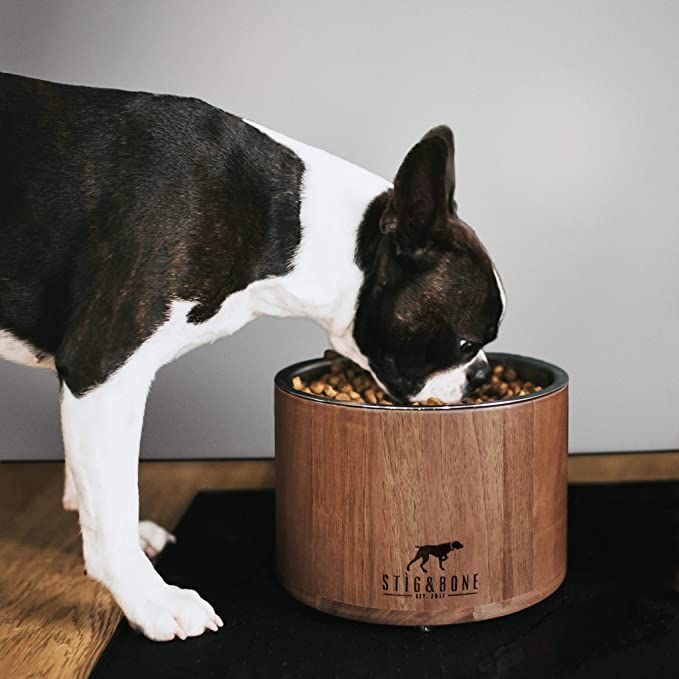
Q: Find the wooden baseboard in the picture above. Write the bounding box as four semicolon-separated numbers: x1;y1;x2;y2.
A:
567;451;679;484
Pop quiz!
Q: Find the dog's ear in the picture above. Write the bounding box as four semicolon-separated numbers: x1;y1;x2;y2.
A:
421;125;456;213
379;125;456;262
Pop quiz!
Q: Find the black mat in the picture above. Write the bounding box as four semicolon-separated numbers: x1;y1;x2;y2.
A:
93;483;679;679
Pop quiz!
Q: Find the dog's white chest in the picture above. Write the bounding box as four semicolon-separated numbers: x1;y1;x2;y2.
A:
0;329;54;369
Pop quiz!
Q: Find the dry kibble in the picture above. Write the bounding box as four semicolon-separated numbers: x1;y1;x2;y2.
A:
310;381;325;395
291;354;544;406
504;367;518;382
365;389;378;404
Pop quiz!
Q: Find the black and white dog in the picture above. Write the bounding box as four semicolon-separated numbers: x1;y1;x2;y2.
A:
0;73;505;640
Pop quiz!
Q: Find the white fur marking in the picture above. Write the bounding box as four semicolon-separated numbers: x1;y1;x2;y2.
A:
411;351;485;404
493;266;506;324
0;329;54;369
243;120;390;370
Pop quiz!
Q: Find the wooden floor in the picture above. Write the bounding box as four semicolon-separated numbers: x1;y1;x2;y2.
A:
0;460;275;679
1;453;678;679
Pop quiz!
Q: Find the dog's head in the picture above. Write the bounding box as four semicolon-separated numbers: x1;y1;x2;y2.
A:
349;125;505;404
450;540;464;551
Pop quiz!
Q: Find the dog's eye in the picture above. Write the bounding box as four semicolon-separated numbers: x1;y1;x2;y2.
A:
459;340;479;357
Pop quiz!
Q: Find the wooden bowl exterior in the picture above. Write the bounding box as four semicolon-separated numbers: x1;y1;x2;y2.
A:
274;355;568;625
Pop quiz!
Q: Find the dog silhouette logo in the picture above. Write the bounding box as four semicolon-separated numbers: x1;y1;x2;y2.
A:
406;540;464;573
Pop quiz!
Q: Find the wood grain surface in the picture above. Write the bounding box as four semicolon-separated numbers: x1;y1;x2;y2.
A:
275;386;569;624
0;460;274;679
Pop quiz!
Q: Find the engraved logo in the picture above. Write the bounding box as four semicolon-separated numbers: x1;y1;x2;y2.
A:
381;538;479;599
406;540;464;573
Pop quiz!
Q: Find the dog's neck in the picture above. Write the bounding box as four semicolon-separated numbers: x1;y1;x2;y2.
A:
242;122;391;365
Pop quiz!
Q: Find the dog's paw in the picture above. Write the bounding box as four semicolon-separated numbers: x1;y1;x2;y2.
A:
126;584;224;641
62;470;79;511
138;520;176;559
62;491;78;512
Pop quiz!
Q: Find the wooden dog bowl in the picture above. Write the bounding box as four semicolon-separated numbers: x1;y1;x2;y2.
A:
274;352;568;625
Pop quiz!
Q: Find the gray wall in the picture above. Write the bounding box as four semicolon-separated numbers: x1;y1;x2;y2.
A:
1;1;678;460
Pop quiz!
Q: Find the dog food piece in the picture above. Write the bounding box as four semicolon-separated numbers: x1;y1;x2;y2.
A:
309;381;325;395
291;353;543;406
364;388;378;404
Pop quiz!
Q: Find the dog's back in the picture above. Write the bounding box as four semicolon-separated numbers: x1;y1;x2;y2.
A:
0;73;303;390
1;73;149;355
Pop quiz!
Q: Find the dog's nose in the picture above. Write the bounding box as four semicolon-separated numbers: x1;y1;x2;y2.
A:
468;361;491;387
466;350;491;387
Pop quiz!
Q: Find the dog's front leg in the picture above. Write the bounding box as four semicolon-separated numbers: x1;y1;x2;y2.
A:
60;368;223;641
63;455;176;558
